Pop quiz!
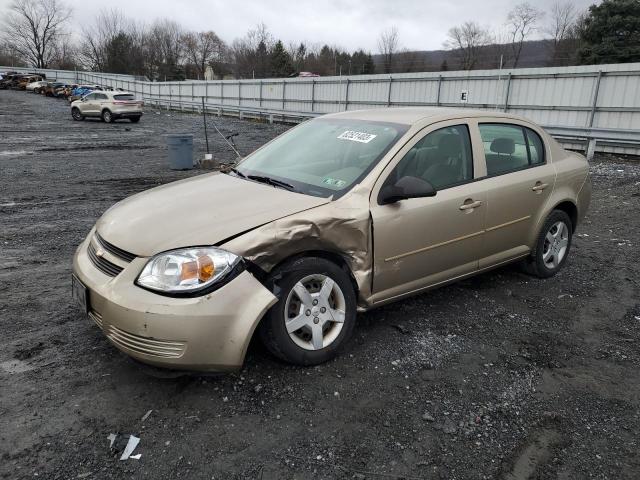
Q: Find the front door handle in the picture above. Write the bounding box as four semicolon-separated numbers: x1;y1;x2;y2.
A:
459;199;482;211
532;182;549;192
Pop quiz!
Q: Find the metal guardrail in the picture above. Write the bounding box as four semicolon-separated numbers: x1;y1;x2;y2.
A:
144;95;320;124
144;96;640;159
544;125;640;160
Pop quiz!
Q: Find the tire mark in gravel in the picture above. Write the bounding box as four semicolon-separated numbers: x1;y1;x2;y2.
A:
503;429;564;480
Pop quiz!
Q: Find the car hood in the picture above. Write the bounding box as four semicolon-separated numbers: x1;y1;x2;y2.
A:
96;173;329;257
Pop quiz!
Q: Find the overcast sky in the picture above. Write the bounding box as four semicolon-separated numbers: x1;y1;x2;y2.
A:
0;0;598;52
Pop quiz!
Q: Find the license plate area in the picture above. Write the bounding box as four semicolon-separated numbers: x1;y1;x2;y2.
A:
72;274;88;313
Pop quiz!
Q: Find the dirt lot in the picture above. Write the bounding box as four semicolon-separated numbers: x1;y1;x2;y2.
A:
1;89;639;480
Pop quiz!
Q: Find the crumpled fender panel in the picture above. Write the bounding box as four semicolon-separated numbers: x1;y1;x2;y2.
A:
222;185;373;307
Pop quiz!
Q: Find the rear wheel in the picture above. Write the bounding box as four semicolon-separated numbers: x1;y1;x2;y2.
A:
101;109;114;123
522;210;572;278
129;116;141;123
71;107;84;121
259;257;357;366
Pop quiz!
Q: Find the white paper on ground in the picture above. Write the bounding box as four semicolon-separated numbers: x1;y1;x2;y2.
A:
120;435;140;461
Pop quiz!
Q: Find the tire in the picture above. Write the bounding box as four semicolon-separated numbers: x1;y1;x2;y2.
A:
71;107;84;121
129;116;141;123
101;109;114;123
521;210;573;278
259;257;357;366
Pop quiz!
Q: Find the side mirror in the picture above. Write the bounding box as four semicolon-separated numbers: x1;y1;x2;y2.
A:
378;176;437;205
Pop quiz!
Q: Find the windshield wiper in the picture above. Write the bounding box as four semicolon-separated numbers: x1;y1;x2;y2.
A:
247;175;295;192
227;167;247;179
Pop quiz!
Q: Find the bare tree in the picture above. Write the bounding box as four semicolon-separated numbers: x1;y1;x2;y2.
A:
507;2;543;68
444;22;491;70
488;29;513;69
545;1;577;65
231;23;274;78
378;26;399;73
49;34;77;69
79;9;128;71
182;31;225;79
0;41;26;66
1;0;72;68
146;20;185;80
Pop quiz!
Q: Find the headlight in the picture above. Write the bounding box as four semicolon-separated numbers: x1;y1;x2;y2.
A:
136;247;242;295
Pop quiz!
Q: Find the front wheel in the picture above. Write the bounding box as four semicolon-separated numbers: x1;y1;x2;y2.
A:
71;107;84;121
101;109;114;123
522;210;572;278
259;257;357;366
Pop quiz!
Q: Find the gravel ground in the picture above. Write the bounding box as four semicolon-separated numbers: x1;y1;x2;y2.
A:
1;90;639;480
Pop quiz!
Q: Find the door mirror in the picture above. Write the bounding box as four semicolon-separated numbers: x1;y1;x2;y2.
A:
378;176;437;205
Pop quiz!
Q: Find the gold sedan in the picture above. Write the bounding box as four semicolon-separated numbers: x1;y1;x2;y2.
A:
72;108;591;371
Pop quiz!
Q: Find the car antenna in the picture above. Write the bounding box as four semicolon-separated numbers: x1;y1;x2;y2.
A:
200;97;242;161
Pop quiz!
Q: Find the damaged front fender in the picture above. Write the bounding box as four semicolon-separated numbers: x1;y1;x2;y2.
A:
222;185;374;307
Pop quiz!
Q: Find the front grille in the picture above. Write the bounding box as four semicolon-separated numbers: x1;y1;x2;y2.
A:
87;242;124;277
105;324;186;358
95;233;136;263
88;310;103;329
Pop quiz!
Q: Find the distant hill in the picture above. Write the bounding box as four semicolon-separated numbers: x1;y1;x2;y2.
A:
373;39;561;73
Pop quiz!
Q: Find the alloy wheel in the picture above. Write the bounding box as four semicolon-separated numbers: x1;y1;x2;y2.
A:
284;274;346;351
542;221;569;269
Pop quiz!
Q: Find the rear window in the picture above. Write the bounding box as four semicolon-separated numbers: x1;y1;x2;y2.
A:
114;94;135;101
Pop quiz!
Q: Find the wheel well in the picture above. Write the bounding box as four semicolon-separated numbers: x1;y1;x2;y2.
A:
553;201;578;230
269;250;360;298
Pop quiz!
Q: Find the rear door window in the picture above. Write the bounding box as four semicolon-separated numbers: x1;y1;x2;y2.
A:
479;124;544;176
114;94;135;101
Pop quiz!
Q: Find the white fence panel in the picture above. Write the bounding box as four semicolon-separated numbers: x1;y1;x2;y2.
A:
5;62;640;153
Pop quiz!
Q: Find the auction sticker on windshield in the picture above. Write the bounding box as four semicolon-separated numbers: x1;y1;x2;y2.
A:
337;131;377;143
322;177;347;188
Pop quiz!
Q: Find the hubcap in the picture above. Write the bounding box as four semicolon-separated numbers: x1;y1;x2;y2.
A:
284;274;346;351
542;221;569;269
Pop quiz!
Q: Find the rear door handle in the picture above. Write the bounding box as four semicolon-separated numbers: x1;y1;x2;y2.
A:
459;199;482;210
532;182;549;192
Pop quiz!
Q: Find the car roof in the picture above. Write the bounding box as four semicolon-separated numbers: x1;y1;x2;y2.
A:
324;107;530;126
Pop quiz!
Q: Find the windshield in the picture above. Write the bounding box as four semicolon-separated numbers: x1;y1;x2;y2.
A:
236;118;408;197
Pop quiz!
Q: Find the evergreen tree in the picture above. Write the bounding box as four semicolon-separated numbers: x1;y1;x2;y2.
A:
363;53;375;74
269;40;294;77
105;32;135;74
579;0;640;64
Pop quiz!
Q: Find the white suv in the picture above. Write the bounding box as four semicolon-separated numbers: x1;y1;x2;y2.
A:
71;91;143;123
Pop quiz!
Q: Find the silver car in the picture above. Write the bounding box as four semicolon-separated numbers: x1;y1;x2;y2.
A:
71;91;143;123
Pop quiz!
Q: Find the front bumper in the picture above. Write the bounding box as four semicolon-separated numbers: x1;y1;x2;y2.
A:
72;230;277;371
